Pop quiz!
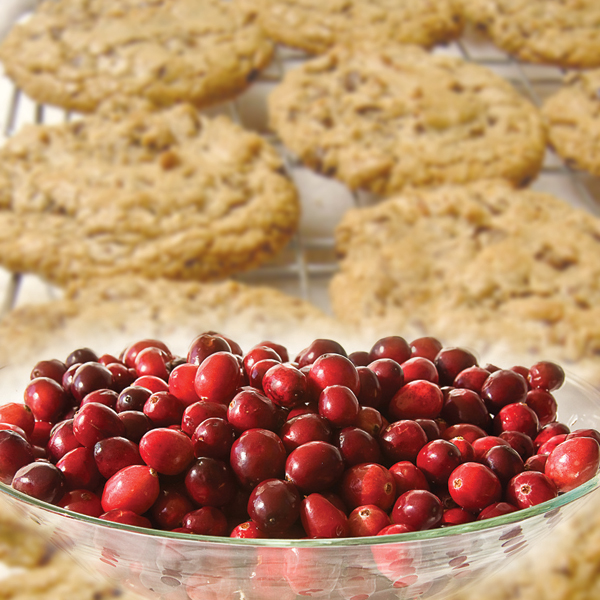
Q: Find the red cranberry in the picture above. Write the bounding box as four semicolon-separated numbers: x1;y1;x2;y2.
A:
566;428;600;444
227;387;277;433
440;507;475;526
58;489;103;516
337;427;382;466
0;403;35;437
123;340;171;368
442;423;487;443
261;363;307;409
410;337;443;362
480;370;528;414
449;437;475;462
94;436;143;479
483;444;524;486
545;437;600;492
73;403;124;447
100;509;152;528
191;417;236;460
401;357;439;385
194;352;242;405
118;410;152;443
185;457;237;506
115;386;152;413
525;454;548;472
0;423;28;440
132;375;169;393
230;520;267;538
434;347;478;387
181;400;228;436
525;389;558;427
349;351;371;367
30;420;53;447
61;363;80;395
506;471;557;508
134;347;169;380
380;420;428;463
47;419;80;462
80;389;118;409
392;489;443;530
106;363;136;393
415;418;441;441
370;336;411;365
285;441;344;494
150;486;194;530
66;348;98;367
356;406;385;438
168;363;200;406
471;436;510;462
535;422;571;449
248;359;280;390
296;339;347;368
416;439;462;486
348;505;390;537
367;358;404;404
448;463;502;511
308;354;360;398
494;403;540;439
143;391;184;427
389;380;444;421
340;462;396;511
139;428;194;476
182;506;228;536
300;493;349;539
98;354;121;367
30;359;67;384
538;434;568;455
389;461;430;495
279;413;332;453
477;502;518;520
71;363;113;403
12;461;65;503
499;430;535;460
528;361;565;391
243;345;282;376
441;388;490;430
353;366;381;409
318;385;359;428
248;478;301;534
187;333;231;366
57;446;101;490
24;378;69;423
453;366;491;393
231;429;286;489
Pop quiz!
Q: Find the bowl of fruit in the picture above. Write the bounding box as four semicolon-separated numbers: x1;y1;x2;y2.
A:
0;333;598;600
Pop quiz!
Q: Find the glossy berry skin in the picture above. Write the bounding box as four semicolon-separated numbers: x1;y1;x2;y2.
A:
181;401;228;437
12;461;65;503
279;413;332;453
30;421;53;447
448;463;502;511
296;338;347;368
336;427;382;466
124;340;171;369
262;363;307;409
187;333;231;366
46;419;80;462
57;446;101;490
538;434;568;456
227;388;277;433
182;506;228;536
318;385;360;428
380;420;428;463
139;428;194;476
134;347;169;380
442;423;487;444
230;520;267;539
100;509;152;528
449;437;475;463
107;364;136;393
243;346;282;376
0;403;35;437
506;471;558;508
24;378;69;423
494;403;540;439
440;507;475;526
300;493;350;539
132;376;168;394
73;403;125;447
389;461;430;495
392;489;443;531
401;357;439;385
528;361;565;392
483;445;524;486
348;505;391;537
480;370;528;414
441;388;490;430
101;465;160;514
118;411;152;443
477;502;518;521
30;359;68;384
525;389;558;427
434;347;478;387
525;454;548;472
80;389;118;409
191;417;236;460
230;429;287;489
71;363;113;403
356;367;382;409
94;436;142;479
194;352;242;405
370;336;411;366
499;430;535;461
248;359;280;391
356;406;385;438
143;392;185;427
285;441;344;494
545;437;600;492
410;337;443;362
340;462;396;511
453;366;491;393
185;457;237;507
115;386;152;413
248;478;301;535
535;422;571;450
416;439;462;486
349;351;370;367
58;489;103;517
150;487;194;530
308;354;360;398
168;364;200;406
471;436;510;462
367;358;404;404
388;380;444;421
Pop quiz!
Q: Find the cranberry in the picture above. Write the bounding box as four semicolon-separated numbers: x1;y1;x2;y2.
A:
58;489;103;516
380;420;428;463
296;338;347;367
61;363;80;395
525;389;558;427
191;417;236;460
401;357;439;385
248;359;280;390
356;406;385;438
441;388;490;430
47;419;80;462
118;410;152;443
185;457;237;506
227;387;277;433
150;486;194;530
134;347;169;380
115;386;152;413
80;389;118;409
340;462;396;511
71;362;113;403
57;446;101;490
194;352;242;404
187;333;231;366
318;385;359;428
132;375;169;393
0;403;35;437
388;380;444;421
30;359;67;384
100;509;152;528
301;493;349;538
416;439;462;486
415;418;441;441
248;478;301;534
453;366;491;393
370;336;411;365
528;361;565;391
494;402;540;440
372;525;418;587
308;354;360;398
231;428;286;489
12;461;65;503
168;363;200;406
449;437;475;462
480;370;528;414
94;436;142;479
506;471;558;508
471;436;510;462
499;430;535;460
243;345;282;376
285;441;344;494
566;428;600;444
477;502;518;520
99;354;121;367
106;363;136;392
389;461;430;495
260;364;307;409
535;422;571;449
442;423;487;443
0;423;28;440
230;520;267;538
392;489;443;530
182;506;228;536
538;434;568;455
73;402;125;448
349;351;371;367
545;437;600;492
337;427;382;466
435;347;478;387
410;337;443;362
351;367;381;410
279;413;332;453
440;507;475;526
66;348;98;367
367;358;404;404
30;420;53;447
525;454;548;472
348;505;390;537
483;445;524;486
140;428;194;476
123;340;171;368
143;391;184;427
181;400;228;436
24;377;69;423
448;463;502;511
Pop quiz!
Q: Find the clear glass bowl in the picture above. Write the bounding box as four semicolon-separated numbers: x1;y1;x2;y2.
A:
0;375;599;600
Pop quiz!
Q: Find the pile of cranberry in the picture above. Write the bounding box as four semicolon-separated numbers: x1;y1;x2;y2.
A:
0;333;598;540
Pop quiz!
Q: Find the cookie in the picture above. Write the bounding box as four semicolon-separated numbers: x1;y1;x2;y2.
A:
461;0;600;68
241;0;463;54
269;44;546;196
0;0;273;112
330;180;600;385
542;70;600;177
0;102;300;286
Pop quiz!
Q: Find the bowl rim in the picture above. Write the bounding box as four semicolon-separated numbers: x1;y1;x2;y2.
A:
1;373;599;548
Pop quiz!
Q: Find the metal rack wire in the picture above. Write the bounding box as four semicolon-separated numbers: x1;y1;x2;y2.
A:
0;33;598;316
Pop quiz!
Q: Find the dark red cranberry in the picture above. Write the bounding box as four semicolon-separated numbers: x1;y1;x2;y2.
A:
545;437;600;492
528;361;565;391
80;389;118;409
477;502;518;520
73;403;124;447
71;363;113;403
0;423;27;440
194;352;242;405
348;505;390;537
367;358;404;404
506;471;558;508
285;441;344;494
134;347;169;380
380;420;428;463
453;366;491;393
227;387;277;433
182;506;228;536
248;478;301;534
525;454;548;472
256;340;288;362
279;413;332;453
340;462;396;511
66;348;98;367
410;337;443;362
106;362;136;393
61;363;80;396
336;427;382;466
300;493;349;539
185;457;237;506
230;520;267;538
416;439;462;486
401;357;439;385
356;406;385;438
132;375;169;393
123;340;171;369
150;487;194;530
434;347;478;387
308;354;360;399
471;435;510;462
262;363;308;409
318;385;359;428
12;461;65;503
47;419;79;462
525;389;557;427
494;403;539;439
58;489;103;516
441;388;490;430
98;354;121;367
567;429;600;444
415;418;441;441
190;416;235;460
30;359;68;384
287;403;319;420
534;422;571;449
499;430;535;460
187;333;231;366
248;359;280;391
57;446;101;490
480;369;528;414
449;437;474;462
181;400;228;437
24;378;69;423
442;423;487;443
94;436;142;479
483;444;524;486
349;351;370;367
448;463;502;511
392;489;443;530
440;507;475;526
168;363;200;406
30;420;53;447
389;461;430;495
296;339;347;368
388;380;444;421
538;434;568;455
100;509;152;528
143;391;184;427
370;336;411;365
243;345;282;376
118;410;152;443
353;366;381;409
115;386;152;413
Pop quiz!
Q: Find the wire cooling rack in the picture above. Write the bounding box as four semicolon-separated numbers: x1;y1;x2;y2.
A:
0;26;599;317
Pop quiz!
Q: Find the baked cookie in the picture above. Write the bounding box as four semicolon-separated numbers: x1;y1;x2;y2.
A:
241;0;463;54
0;0;273;112
0;102;300;286
542;70;600;177
269;44;546;196
461;0;600;68
331;181;600;384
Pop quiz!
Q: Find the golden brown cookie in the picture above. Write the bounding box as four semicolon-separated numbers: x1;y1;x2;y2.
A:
0;103;300;286
242;0;463;54
269;44;546;196
0;0;273;112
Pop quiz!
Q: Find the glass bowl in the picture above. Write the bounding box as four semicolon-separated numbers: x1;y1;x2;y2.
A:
0;375;599;600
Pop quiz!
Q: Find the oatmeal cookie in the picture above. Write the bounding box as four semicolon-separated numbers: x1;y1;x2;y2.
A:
0;102;300;285
269;44;546;196
461;0;600;68
0;0;273;112
241;0;463;54
330;180;600;384
542;70;600;177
